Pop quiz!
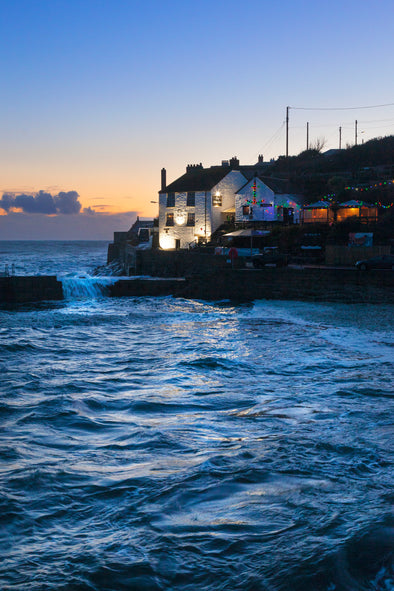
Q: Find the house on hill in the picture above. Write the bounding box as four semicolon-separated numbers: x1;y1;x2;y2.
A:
159;157;304;249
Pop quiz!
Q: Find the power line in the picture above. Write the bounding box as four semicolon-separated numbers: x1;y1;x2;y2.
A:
290;102;394;111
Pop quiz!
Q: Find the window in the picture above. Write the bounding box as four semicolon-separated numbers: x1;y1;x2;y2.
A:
186;191;195;206
166;213;174;226
212;194;222;207
242;205;250;216
167;192;175;207
186;212;195;226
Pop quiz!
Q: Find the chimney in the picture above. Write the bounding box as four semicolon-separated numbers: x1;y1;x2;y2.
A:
161;168;166;191
186;163;203;173
258;154;264;163
229;156;240;169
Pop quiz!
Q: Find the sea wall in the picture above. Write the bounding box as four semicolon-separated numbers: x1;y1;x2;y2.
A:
0;276;63;303
325;245;390;266
110;268;394;304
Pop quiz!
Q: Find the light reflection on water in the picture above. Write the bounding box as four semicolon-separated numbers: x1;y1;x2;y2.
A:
0;241;393;590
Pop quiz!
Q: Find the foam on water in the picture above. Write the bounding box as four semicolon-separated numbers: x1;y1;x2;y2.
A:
61;274;118;299
1;242;393;590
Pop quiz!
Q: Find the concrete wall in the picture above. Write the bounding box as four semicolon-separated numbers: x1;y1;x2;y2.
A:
180;268;394;303
325;245;391;266
136;249;240;277
110;268;394;304
0;276;63;303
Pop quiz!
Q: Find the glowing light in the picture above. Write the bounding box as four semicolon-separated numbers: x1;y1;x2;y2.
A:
175;210;186;225
160;235;174;249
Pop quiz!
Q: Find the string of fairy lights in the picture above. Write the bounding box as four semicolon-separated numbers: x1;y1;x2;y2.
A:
320;179;394;208
243;178;394;209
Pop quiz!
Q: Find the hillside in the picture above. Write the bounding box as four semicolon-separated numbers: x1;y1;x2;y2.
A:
265;135;394;204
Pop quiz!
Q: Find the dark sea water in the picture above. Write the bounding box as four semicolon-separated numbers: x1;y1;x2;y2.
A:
0;241;393;591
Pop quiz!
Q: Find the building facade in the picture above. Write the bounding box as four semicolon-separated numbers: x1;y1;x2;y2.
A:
158;160;247;249
158;158;304;249
235;177;302;224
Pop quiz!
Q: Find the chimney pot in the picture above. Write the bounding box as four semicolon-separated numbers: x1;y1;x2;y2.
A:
161;168;166;191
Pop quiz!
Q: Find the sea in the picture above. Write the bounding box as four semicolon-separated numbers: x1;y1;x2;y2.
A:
0;241;393;591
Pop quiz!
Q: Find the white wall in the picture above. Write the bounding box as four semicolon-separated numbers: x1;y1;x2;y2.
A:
236;179;302;223
158;170;247;249
210;170;247;231
235;178;275;222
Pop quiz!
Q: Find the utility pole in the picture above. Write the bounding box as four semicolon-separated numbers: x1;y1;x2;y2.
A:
306;122;309;150
355;120;358;146
286;106;289;157
339;126;342;150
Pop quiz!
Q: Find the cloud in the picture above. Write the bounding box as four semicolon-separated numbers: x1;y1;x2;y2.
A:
0;190;82;214
54;191;81;214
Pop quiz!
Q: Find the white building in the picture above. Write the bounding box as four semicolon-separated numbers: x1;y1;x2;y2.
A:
159;159;247;249
158;158;303;249
235;176;302;224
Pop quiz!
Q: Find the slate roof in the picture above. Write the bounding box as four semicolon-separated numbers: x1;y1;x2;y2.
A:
235;171;302;197
161;167;233;193
161;164;303;199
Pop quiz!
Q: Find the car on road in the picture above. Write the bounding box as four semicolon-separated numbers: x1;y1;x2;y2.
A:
355;254;394;271
252;248;289;268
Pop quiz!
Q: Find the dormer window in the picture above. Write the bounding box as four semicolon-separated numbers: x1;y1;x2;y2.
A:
167;192;175;207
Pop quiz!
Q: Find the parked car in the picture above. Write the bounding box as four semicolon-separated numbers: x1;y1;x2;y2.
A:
252;248;289;268
355;254;394;271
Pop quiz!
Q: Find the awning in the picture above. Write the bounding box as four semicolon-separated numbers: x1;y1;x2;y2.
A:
339;200;374;208
223;229;271;237
223;207;236;213
304;200;330;209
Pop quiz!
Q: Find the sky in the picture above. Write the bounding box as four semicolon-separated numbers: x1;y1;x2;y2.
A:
1;0;394;239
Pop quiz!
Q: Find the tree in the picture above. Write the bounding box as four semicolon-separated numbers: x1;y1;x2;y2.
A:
310;137;327;153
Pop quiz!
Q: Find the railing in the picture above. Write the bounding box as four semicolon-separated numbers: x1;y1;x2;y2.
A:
1;264;15;277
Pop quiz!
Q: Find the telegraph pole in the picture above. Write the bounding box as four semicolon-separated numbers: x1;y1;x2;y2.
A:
355;120;358;146
306;122;309;150
286;106;289;157
339;126;342;149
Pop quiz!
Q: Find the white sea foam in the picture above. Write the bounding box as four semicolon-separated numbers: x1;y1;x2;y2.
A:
61;274;118;299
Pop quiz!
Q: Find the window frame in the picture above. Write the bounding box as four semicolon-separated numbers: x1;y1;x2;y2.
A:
166;192;175;207
186;191;195;207
186;212;195;226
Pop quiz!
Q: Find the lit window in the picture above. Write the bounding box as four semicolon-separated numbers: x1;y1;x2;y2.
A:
187;192;195;206
187;213;195;226
166;213;174;226
243;205;250;216
212;194;222;207
167;192;175;207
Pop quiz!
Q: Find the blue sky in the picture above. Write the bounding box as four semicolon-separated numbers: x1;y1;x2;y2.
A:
1;0;393;238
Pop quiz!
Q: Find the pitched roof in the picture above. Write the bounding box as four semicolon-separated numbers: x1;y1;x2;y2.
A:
235;171;300;195
161;166;233;193
160;164;303;196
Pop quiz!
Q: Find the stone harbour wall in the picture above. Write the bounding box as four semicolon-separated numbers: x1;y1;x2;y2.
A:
0;276;63;303
110;268;394;304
